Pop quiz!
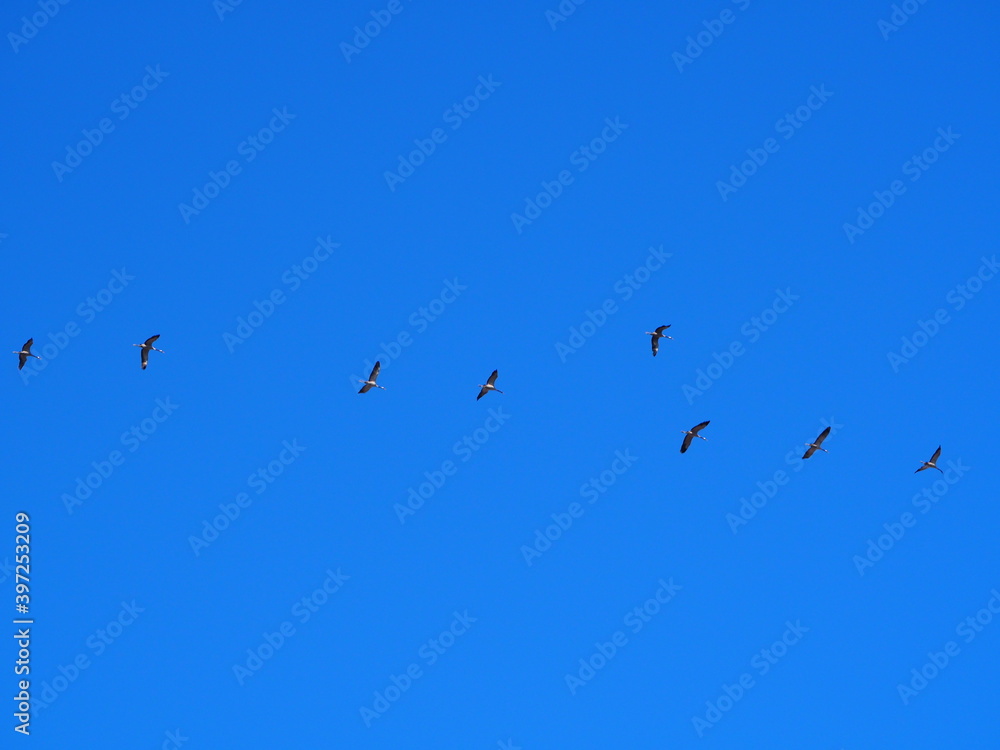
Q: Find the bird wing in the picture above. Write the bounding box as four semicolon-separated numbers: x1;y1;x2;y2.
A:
914;465;928;473
487;370;499;386
691;421;710;435
18;353;27;370
358;383;372;394
144;335;160;347
680;433;694;453
651;336;659;356
655;325;670;335
141;348;149;369
22;338;33;352
929;445;941;464
814;426;831;446
369;361;381;382
476;386;489;400
802;445;817;459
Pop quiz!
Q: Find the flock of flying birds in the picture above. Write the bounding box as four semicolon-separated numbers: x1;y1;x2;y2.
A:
12;326;947;473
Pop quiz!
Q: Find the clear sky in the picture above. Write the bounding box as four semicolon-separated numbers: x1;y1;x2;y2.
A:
4;0;1000;747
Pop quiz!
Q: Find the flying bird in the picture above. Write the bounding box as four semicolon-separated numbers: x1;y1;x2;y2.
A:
915;446;943;473
477;370;503;400
12;338;40;370
680;420;710;453
358;361;385;393
645;325;673;356
133;335;164;370
802;426;832;459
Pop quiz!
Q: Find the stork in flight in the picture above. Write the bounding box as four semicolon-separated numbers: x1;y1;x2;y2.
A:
477;370;503;400
645;325;673;357
12;338;41;370
358;361;385;393
680;421;710;453
133;335;164;370
915;446;943;473
802;426;831;459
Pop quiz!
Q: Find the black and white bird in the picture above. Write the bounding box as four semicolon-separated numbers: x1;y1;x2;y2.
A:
680;421;710;453
12;338;40;370
133;335;164;370
644;325;673;356
477;370;503;400
915;446;943;473
358;361;386;393
802;426;832;459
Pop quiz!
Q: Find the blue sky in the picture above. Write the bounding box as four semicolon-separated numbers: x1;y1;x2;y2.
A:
4;0;1000;747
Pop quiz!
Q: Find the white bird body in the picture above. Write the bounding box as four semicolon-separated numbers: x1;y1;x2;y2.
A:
915;446;943;473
